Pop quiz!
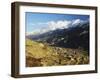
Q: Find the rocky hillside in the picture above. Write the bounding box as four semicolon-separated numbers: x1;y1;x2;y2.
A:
26;39;89;67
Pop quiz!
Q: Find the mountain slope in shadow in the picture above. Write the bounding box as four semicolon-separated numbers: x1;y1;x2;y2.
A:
27;22;89;53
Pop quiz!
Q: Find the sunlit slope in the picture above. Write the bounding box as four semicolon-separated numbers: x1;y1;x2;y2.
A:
26;39;89;67
26;39;58;58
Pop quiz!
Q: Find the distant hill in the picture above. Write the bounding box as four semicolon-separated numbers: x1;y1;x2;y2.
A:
26;22;89;52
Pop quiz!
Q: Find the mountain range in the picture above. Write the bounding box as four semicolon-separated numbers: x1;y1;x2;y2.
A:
26;21;89;52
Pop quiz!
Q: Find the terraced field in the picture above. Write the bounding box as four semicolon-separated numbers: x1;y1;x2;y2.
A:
26;39;89;67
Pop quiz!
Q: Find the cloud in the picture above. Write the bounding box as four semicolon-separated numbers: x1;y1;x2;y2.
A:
46;19;86;31
36;20;71;34
27;19;88;35
47;20;71;30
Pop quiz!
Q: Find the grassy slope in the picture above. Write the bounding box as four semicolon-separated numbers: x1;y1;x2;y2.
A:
26;39;89;67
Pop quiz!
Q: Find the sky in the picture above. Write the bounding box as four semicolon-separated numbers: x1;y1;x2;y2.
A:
25;12;89;35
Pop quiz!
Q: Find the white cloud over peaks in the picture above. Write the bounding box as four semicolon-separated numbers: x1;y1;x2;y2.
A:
47;20;71;30
28;19;86;35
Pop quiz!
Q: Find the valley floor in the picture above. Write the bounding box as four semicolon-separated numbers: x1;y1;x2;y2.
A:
26;39;89;67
